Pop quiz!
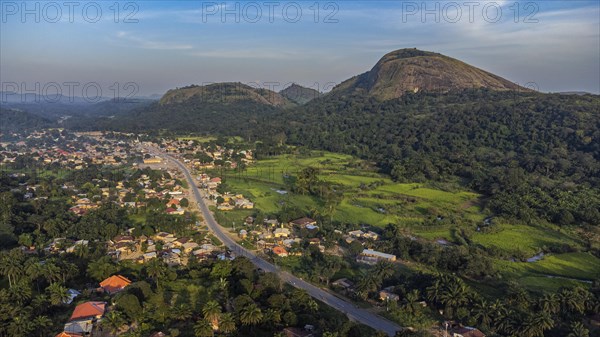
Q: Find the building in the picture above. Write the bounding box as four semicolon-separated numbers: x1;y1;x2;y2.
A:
55;333;83;337
273;246;289;257
65;301;106;334
357;249;396;264
99;275;132;294
290;217;317;228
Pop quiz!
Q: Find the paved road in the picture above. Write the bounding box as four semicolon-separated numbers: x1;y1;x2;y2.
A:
148;147;402;336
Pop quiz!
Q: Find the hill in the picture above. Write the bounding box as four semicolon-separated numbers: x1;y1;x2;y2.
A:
160;82;295;108
279;83;322;104
332;48;526;100
0;108;53;131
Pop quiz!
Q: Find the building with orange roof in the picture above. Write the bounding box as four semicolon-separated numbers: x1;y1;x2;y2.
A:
272;246;288;257
69;301;106;321
99;274;132;294
55;332;83;337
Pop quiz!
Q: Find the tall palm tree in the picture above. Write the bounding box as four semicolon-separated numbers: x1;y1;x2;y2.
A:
9;282;32;306
40;262;61;284
219;313;236;334
239;303;263;326
194;319;213;337
567;322;589;337
102;311;126;336
8;316;35;337
145;258;167;289
438;281;468;318
32;315;52;337
471;299;492;329
373;260;395;282
402;289;421;315
263;308;282;327
0;251;24;287
47;282;70;306
172;303;192;321
539;293;560;314
203;300;222;330
425;279;442;305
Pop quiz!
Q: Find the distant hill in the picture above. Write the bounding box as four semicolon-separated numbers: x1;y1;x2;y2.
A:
0;108;52;131
332;48;527;100
279;84;321;105
160;82;296;108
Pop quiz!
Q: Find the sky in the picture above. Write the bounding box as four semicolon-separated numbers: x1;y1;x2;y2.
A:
1;0;599;96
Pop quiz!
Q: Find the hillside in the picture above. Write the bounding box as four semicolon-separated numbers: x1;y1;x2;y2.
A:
332;48;527;100
0;108;53;131
279;83;322;104
160;82;296;108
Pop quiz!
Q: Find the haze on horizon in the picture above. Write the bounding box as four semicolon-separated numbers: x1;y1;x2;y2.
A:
1;0;599;97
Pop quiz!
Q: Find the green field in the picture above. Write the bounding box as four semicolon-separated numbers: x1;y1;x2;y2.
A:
221;151;485;227
496;252;600;292
210;150;597;290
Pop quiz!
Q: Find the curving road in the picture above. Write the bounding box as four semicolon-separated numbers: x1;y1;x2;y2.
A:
149;147;402;336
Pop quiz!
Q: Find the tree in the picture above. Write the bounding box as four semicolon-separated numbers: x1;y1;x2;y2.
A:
32;315;52;337
240;302;263;326
194;319;213;337
102;311;126;336
47;283;70;306
145;258;167;289
203;300;222;330
219;313;236;334
0;249;25;287
567;322;589;337
87;256;118;281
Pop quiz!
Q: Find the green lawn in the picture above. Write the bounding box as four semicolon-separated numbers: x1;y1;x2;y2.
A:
471;224;579;256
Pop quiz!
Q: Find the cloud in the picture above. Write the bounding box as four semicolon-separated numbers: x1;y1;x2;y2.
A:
113;31;194;50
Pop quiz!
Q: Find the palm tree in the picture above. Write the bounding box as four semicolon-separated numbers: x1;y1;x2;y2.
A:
373;260;395;282
9;282;32;305
40;262;61;284
471;299;492;329
203;300;222;330
263;308;282;327
539;293;560;314
240;303;263;326
32;315;52;337
0;250;24;287
219;313;236;334
194;319;213;337
145;258;167;289
567;322;589;337
438;281;468;318
25;258;44;292
8;316;35;337
47;282;70;305
172;303;192;321
425;279;442;304
102;311;126;336
356;272;381;299
402;289;421;315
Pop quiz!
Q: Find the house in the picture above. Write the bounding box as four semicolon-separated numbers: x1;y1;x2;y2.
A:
290;217;317;228
453;327;486;337
182;242;199;253
274;227;291;238
99;275;132;294
331;278;354;290
55;332;83;337
348;230;364;238
69;301;106;321
64;289;81;305
357;249;396;264
379;289;400;302
272;246;288;257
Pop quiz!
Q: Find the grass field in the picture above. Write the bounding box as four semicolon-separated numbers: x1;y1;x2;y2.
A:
471;224;579;256
210;150;596;290
496;252;600;291
222;150;485;228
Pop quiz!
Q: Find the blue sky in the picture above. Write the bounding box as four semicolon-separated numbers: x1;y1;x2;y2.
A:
1;1;599;96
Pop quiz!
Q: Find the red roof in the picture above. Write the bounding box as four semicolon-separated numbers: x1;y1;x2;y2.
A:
99;275;131;294
273;246;288;256
56;333;83;337
166;207;176;213
291;217;316;226
69;301;106;321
